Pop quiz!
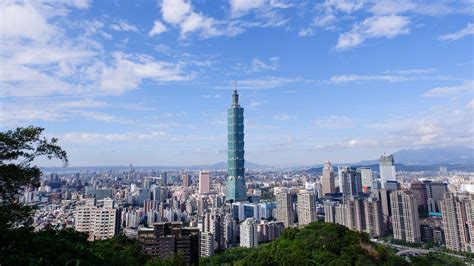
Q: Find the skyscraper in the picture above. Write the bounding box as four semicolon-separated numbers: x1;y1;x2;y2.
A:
338;166;363;201
390;190;421;243
297;190;317;226
439;192;473;252
240;218;258;248
226;87;247;202
199;171;211;194
276;189;294;227
182;174;191;187
379;154;396;188
321;161;335;196
358;167;373;192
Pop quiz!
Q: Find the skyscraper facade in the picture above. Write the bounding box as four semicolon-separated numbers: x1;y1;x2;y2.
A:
276;189;294;227
226;88;247;202
240;218;258;248
338;166;363;201
297;190;317;226
379;154;396;188
199;171;211;194
390;190;421;243
321;161;336;196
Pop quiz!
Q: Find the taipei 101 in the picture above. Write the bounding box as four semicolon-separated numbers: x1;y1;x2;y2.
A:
0;1;473;265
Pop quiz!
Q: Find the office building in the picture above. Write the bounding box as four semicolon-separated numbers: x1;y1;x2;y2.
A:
138;222;199;265
424;181;448;213
409;181;428;214
297;190;317;226
321;161;336;196
379;154;396;188
338;166;363;201
199;171;211;194
390;191;421;243
358;167;373;192
182;174;191;187
161;172;168;186
226;88;247;202
240;218;258;248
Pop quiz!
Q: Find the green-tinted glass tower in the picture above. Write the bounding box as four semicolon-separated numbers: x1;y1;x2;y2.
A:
226;87;246;202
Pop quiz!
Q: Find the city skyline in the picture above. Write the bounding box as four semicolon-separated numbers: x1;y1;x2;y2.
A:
1;0;473;167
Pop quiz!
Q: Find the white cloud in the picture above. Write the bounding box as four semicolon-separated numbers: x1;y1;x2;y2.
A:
230;0;265;16
161;0;192;24
325;0;365;14
99;52;189;94
336;15;410;49
439;23;474;41
423;81;474;98
251;57;279;72
110;20;139;32
0;3;56;43
328;68;448;84
248;100;268;108
148;20;167;37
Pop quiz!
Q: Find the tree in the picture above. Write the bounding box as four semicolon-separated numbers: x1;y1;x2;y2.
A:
0;126;68;231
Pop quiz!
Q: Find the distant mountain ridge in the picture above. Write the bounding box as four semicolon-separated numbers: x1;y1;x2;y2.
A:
355;146;473;165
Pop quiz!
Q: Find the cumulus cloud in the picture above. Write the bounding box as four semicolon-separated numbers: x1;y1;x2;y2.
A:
439;23;474;41
148;20;167;37
336;15;410;49
99;53;188;94
229;0;266;16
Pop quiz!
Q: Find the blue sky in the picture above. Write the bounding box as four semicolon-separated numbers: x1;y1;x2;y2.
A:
1;0;473;167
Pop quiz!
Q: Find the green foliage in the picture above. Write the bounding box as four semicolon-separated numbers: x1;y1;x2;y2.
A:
410;252;466;266
0;126;68;230
0;228;165;266
201;221;409;266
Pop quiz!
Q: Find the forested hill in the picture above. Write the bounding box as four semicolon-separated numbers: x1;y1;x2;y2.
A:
200;221;465;266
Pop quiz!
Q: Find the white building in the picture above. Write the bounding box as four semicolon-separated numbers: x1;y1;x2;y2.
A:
390;191;421;243
75;197;119;240
297;190;316;226
240;218;258;248
200;232;215;257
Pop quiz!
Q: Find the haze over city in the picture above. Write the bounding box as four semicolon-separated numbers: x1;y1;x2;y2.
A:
1;0;472;167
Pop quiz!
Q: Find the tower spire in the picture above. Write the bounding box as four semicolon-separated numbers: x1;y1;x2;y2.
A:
232;80;239;106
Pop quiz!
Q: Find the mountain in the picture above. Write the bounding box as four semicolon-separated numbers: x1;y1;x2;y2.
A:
391;146;473;165
355;146;473;166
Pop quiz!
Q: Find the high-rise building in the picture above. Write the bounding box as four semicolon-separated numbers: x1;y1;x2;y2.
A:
409;181;428;214
138;222;200;265
257;220;284;243
199;171;211;194
75;197;120;241
200;232;215;257
182;174;191;187
276;190;294;227
390;190;421;243
321;161;335;196
297;190;317;226
424;181;448;213
358;167;373;192
226;87;247;202
240;218;258;248
203;211;226;251
439;192;473;252
379;154;396;188
364;197;385;237
324;201;337;223
338;166;363;201
161;172;168;186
